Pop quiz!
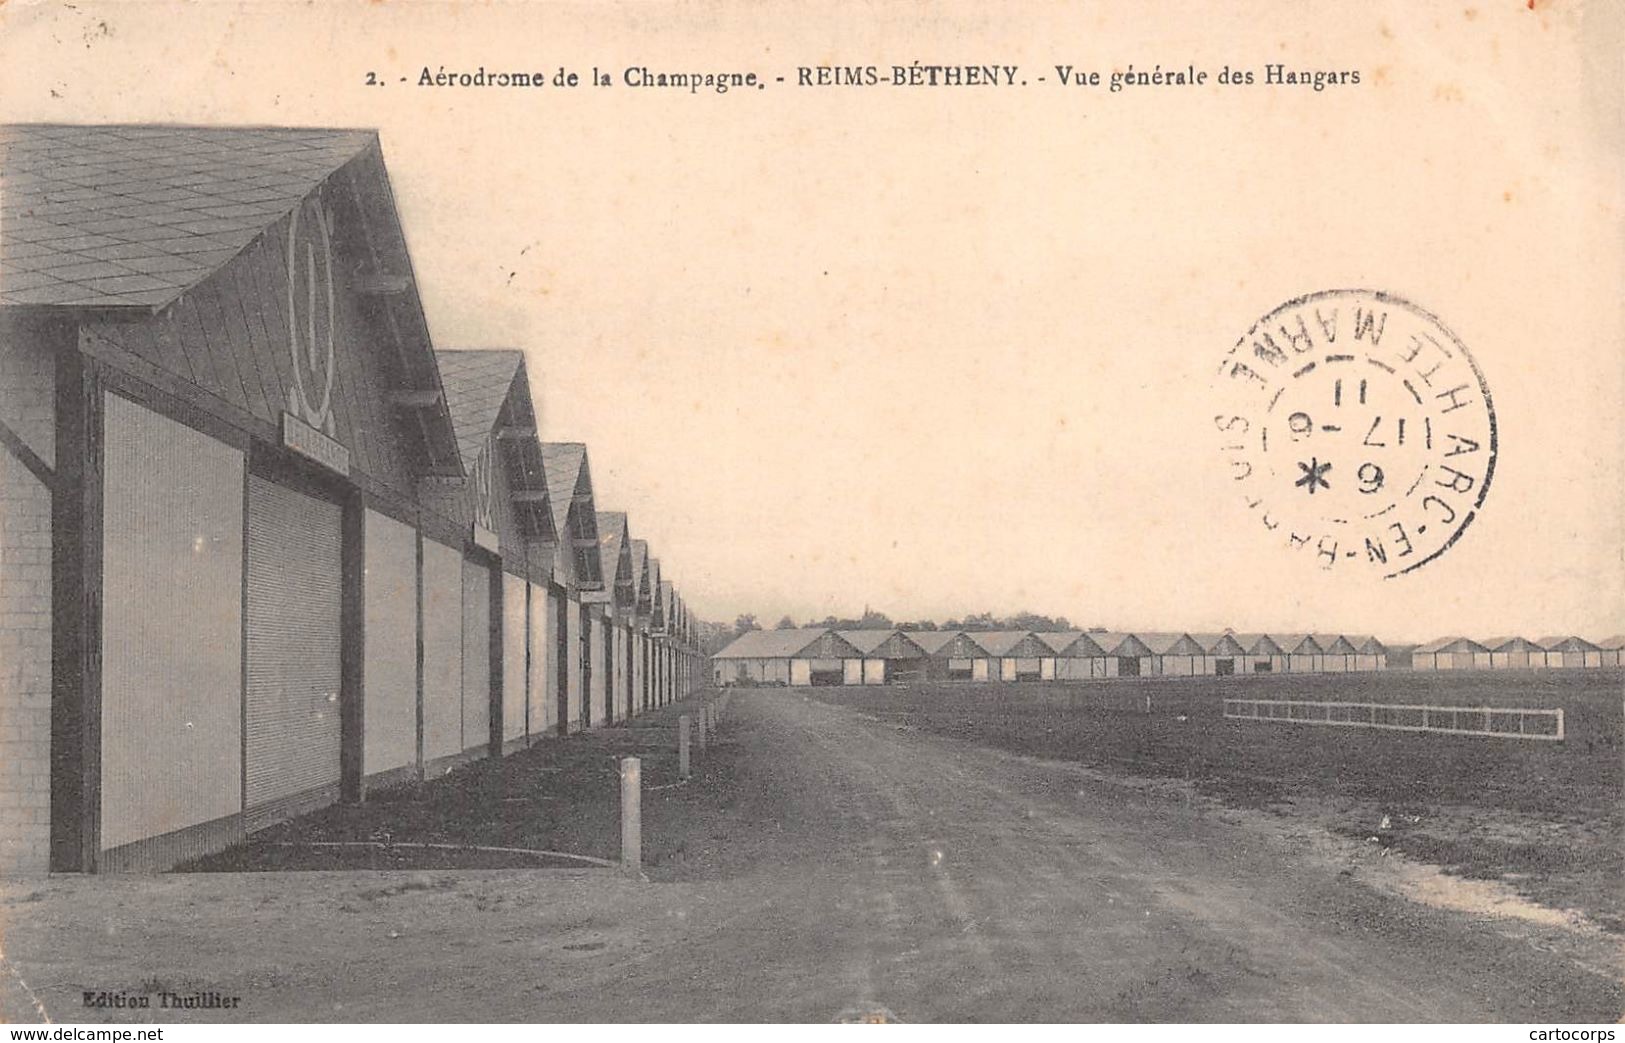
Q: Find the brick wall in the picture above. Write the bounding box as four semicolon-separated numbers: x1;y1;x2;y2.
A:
0;333;55;875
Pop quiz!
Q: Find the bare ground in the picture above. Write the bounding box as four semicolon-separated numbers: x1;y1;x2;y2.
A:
0;688;1618;1023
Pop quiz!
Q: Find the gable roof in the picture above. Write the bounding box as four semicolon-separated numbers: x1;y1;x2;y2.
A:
0;124;377;310
1192;632;1247;655
541;442;602;588
903;630;958;655
5;124;463;479
1537;635;1601;653
1346;634;1387;654
836;629;896;655
436;349;525;466
1136;632;1204;655
1097;633;1151;657
630;540;651;614
968;631;1034;656
874;631;928;658
713;628;830;659
1415;636;1490;654
1486;636;1543;653
540;443;588;543
1313;634;1360;655
596;510;632;606
1233;633;1284;656
1035;631;1082;654
1597;636;1625;651
435;348;555;542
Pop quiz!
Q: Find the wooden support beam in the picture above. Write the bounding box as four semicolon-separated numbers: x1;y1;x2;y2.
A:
51;350;104;873
388;389;443;409
495;426;537;441
510;489;549;504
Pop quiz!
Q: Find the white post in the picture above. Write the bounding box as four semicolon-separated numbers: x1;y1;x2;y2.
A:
620;756;641;875
679;715;691;779
696;706;708;753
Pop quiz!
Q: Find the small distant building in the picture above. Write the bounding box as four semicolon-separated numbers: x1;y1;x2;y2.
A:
937;631;997;681
1347;635;1389;671
1412;637;1492;671
1272;634;1322;673
904;630;960;681
1236;634;1287;673
1597;636;1625;668
711;627;825;685
1487;637;1544;670
1193;632;1249;676
1098;633;1154;677
1537;636;1604;670
1311;634;1360;673
1042;631;1112;679
970;631;1053;681
1134;633;1207;676
836;629;896;685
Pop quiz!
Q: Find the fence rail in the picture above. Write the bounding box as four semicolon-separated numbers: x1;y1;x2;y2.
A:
1222;698;1564;741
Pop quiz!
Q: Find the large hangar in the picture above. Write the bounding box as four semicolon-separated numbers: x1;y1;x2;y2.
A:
0;125;708;875
1537;636;1604;670
594;511;636;723
432;348;561;766
540;443;604;734
0;125;470;872
1413;637;1492;671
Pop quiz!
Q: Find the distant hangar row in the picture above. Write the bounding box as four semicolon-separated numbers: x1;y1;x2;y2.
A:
711;628;1625;685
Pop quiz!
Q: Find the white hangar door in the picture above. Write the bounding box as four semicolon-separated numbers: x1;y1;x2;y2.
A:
244;474;343;830
362;510;418;780
100;394;244;859
501;573;528;743
420;539;464;766
460;560;492;755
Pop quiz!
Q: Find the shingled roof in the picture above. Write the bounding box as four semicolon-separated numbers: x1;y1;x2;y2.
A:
714;628;831;660
597;510;632;607
629;539;650;614
0;124;377;309
436;349;526;466
540;444;586;538
904;630;958;655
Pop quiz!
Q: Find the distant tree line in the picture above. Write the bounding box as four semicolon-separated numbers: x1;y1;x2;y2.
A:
730;609;1074;637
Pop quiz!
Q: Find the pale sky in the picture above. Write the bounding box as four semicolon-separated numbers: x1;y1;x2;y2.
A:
2;0;1620;641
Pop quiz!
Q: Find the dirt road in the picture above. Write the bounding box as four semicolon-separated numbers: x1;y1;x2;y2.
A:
2;688;1618;1023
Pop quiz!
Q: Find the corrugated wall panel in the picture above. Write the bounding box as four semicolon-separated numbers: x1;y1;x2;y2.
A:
101;393;244;851
363;510;418;777
527;581;550;739
421;539;462;762
501;572;527;741
460;561;491;753
244;475;342;809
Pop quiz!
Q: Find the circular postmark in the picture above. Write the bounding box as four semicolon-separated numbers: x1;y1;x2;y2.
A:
1213;289;1496;578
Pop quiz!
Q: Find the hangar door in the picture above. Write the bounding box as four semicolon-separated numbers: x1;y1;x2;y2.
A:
501;573;527;743
362;510;417;779
420;539;463;765
460;560;492;754
101;393;244;855
244;475;342;829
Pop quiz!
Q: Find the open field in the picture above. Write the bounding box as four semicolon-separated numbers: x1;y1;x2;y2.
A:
807;670;1624;931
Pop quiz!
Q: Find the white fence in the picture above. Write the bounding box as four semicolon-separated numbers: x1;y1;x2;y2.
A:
1222;698;1564;741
